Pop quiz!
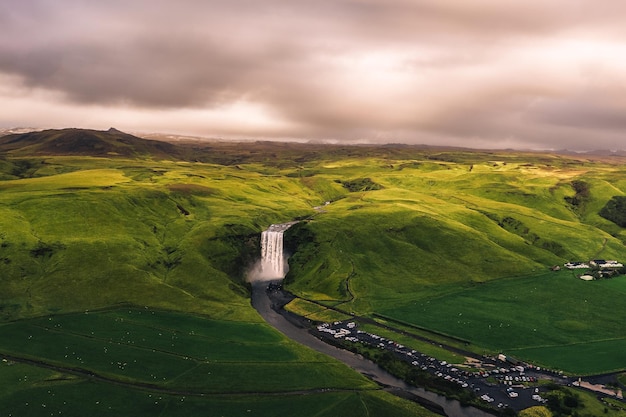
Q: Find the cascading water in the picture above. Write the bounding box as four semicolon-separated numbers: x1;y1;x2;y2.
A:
257;222;297;280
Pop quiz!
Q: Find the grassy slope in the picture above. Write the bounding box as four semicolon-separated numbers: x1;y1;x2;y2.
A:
2;145;626;408
0;155;439;416
289;158;626;301
285;154;626;373
0;157;318;320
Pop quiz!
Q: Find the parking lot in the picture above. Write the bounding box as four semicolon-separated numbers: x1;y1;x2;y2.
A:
315;320;561;412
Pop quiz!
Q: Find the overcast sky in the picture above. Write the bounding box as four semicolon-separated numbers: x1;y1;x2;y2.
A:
2;1;626;150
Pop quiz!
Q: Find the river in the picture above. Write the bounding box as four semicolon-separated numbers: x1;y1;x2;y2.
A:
250;281;496;417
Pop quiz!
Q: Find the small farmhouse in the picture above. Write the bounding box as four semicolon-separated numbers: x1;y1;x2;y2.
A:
564;262;589;269
591;260;623;269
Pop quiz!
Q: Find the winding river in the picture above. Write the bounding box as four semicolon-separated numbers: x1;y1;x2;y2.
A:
250;281;495;417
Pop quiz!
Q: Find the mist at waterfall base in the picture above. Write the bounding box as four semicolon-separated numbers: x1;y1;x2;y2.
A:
247;223;297;282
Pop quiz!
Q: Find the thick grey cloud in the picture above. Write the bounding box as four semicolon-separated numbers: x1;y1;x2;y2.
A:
2;0;626;149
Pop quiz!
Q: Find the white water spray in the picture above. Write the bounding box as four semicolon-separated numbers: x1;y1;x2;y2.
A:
250;222;297;281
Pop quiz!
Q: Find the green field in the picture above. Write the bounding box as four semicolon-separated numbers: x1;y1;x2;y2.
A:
0;308;372;392
0;308;435;416
3;132;626;414
0;362;431;417
379;270;626;373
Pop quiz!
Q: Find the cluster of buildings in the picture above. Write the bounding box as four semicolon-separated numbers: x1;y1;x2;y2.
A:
564;260;624;269
562;259;624;280
591;259;624;268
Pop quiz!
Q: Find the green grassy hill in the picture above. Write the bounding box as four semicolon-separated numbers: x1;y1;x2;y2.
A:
2;129;626;414
287;158;626;300
0;158;315;320
0;133;440;416
283;154;626;373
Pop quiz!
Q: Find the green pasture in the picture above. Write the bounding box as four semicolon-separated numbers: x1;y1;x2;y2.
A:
0;307;435;416
356;323;464;365
380;270;626;374
511;338;626;375
284;298;352;322
0;308;372;392
0;362;434;417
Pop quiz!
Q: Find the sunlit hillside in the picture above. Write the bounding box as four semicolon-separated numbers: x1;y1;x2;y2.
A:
1;129;626;416
283;154;626;373
0;131;443;416
287;157;626;305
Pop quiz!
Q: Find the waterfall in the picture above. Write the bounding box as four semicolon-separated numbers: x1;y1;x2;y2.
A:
261;229;285;278
259;222;297;280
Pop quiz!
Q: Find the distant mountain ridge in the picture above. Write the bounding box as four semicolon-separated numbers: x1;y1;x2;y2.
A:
3;127;626;165
0;127;183;159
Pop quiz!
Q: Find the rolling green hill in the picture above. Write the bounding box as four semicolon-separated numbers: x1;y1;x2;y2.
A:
283;155;626;373
2;128;626;414
0;131;440;416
